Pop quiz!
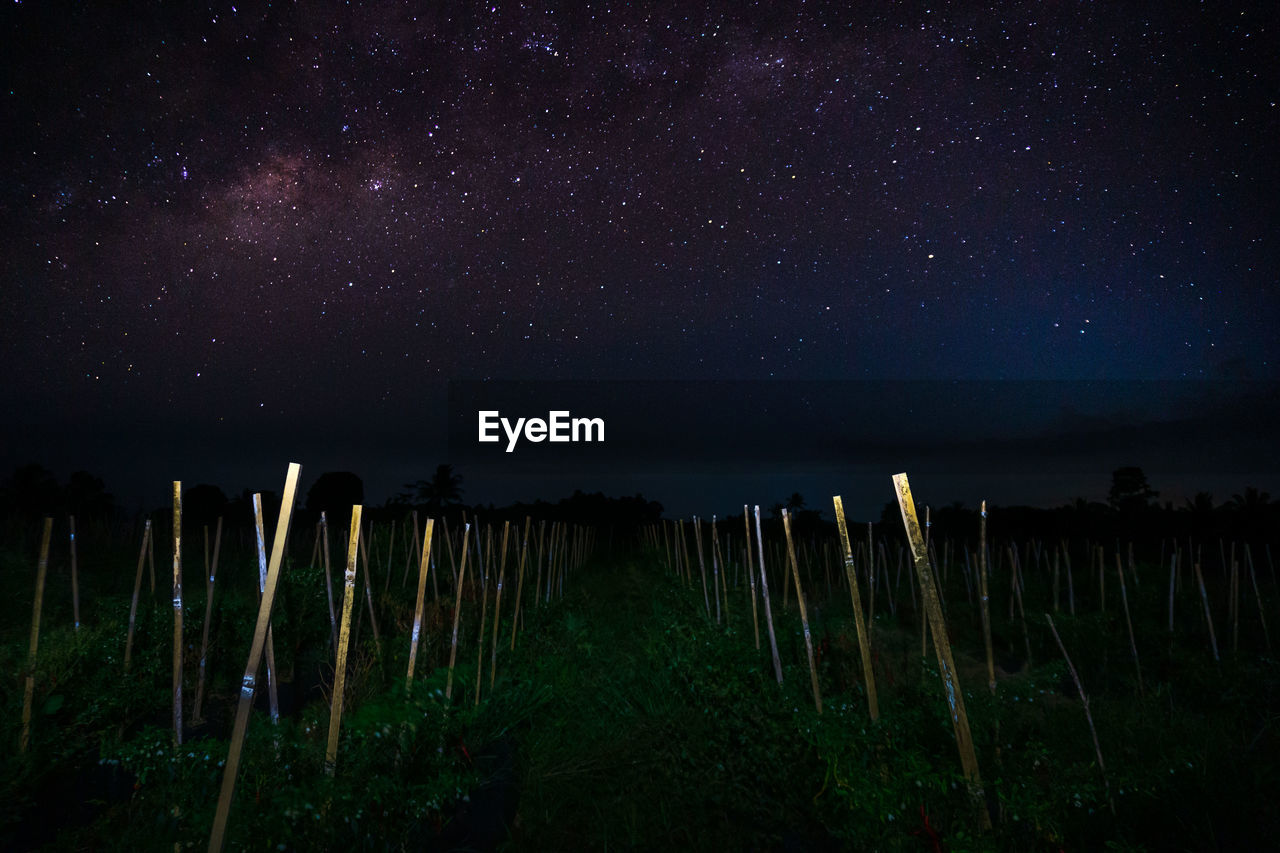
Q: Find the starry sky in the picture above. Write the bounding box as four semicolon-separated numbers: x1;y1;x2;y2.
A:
2;1;1277;517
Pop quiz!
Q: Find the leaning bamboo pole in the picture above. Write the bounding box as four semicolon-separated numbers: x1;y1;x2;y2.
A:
489;521;511;690
69;515;81;631
208;462;301;853
693;516;712;620
754;506;784;684
1194;562;1220;662
1045;613;1115;816
19;517;53;754
1115;554;1143;697
509;517;532;651
321;512;338;656
832;496;878;721
782;509;822;714
326;505;363;776
978;501;995;693
893;473;989;829
252;496;281;725
743;507;760;649
405;518;437;693
172;482;184;747
193;518;224;725
444;524;472;701
124;520;152;672
473;531;494;708
1245;545;1272;653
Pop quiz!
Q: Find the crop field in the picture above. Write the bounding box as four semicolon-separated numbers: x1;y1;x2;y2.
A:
2;467;1278;851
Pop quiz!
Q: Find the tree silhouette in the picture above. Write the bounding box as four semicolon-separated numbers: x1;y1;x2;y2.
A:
1107;466;1157;513
305;472;364;531
407;464;464;514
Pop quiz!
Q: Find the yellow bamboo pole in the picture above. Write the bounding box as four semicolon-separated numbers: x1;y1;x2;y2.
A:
781;508;822;714
405;518;437;693
208;462;301;853
832;496;878;721
124;520;152;671
325;504;363;775
893;473;989;829
19;517;53;754
172;481;184;747
473;530;493;707
445;523;471;701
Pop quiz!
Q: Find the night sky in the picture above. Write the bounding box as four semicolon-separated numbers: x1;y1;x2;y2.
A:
2;1;1277;518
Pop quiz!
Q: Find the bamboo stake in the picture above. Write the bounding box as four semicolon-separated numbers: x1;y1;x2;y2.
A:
743;507;760;650
1045;613;1114;815
711;516;726;625
489;520;511;690
357;523;381;646
193;518;223;725
1168;550;1177;637
474;526;497;707
1231;557;1239;655
782;509;822;714
445;523;471;701
693;516;712;620
1115;554;1144;697
321;512;338;656
69;516;80;630
754;506;784;684
172;482;184;747
405;518;437;693
893;474;989;829
325;505;362;776
124;520;151;671
833;497;878;721
252;496;281;726
979;501;995;693
208;462;301;853
1194;562;1220;662
1063;542;1075;615
510;517;532;651
19;518;53;754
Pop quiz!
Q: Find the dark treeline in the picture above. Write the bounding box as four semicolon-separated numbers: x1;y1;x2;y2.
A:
3;462;1277;549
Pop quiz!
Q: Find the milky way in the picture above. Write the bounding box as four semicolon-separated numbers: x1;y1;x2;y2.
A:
2;1;1276;509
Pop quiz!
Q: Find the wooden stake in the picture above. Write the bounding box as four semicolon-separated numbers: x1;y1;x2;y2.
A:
832;496;878;721
193;518;223;725
743;507;760;650
1115;554;1143;697
124;520;151;672
1245;546;1271;653
489;520;511;690
509;517;532;651
1194;562;1220;662
445;524;471;701
19;518;53;754
69;516;81;630
978;501;995;693
321;513;338;656
1045;613;1115;816
405;518;437;693
208;462;301;853
754;506;784;684
693;516;712;620
252;496;281;725
782;509;822;714
172;481;184;747
325;505;362;776
893;473;989;829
